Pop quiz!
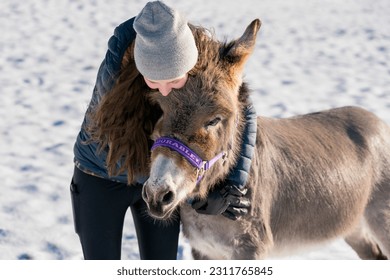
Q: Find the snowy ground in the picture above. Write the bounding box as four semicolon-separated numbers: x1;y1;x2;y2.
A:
1;0;389;260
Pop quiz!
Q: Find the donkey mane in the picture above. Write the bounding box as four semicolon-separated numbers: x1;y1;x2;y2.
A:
189;24;250;91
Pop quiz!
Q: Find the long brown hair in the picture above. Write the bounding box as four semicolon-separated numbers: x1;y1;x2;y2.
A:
86;44;162;184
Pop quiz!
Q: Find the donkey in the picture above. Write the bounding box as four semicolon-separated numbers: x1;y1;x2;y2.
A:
143;19;390;259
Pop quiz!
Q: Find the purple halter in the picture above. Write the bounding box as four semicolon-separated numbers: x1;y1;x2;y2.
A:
151;136;227;183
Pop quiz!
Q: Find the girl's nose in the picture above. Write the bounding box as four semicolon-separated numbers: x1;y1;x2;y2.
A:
159;85;172;96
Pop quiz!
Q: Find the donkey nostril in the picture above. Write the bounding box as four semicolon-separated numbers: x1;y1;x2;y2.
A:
142;187;149;202
162;191;174;205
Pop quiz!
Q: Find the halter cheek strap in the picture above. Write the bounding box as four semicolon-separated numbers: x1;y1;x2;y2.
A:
151;136;227;184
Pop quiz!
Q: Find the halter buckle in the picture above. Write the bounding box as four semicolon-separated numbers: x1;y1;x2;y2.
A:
195;161;207;181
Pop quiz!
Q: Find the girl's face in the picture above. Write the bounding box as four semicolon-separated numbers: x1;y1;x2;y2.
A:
144;73;188;96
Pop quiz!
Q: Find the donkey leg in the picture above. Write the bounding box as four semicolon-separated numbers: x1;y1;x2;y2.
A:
344;221;387;260
362;183;390;259
231;228;273;260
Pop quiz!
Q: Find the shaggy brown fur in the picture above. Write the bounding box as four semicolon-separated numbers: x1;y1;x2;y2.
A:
143;19;390;259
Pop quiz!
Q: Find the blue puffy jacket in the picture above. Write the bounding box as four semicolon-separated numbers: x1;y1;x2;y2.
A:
73;17;257;188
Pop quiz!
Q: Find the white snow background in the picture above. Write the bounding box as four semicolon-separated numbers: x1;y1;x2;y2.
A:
1;0;389;260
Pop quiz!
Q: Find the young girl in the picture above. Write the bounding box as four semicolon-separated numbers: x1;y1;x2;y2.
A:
71;1;257;260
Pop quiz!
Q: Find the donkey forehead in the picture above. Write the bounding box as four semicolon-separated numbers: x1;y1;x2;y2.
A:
151;82;234;137
156;75;235;112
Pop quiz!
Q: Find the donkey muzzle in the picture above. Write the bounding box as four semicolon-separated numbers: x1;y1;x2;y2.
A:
142;182;177;219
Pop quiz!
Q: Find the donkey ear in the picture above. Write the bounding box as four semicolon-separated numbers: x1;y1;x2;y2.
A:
222;19;261;71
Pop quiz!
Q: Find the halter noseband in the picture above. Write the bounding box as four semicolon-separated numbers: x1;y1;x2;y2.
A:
151;136;227;184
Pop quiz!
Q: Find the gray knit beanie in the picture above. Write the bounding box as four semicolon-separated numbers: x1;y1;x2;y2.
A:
133;1;198;80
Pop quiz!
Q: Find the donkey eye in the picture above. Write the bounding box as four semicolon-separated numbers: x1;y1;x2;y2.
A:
205;117;221;127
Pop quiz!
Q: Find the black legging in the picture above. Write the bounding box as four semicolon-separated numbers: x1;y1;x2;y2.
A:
70;166;180;260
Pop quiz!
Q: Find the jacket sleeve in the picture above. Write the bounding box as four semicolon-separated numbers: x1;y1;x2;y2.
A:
225;97;257;188
94;17;137;100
